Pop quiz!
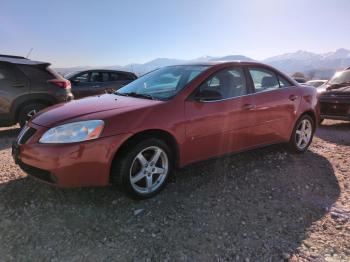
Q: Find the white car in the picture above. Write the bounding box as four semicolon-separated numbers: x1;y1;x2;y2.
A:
305;80;328;88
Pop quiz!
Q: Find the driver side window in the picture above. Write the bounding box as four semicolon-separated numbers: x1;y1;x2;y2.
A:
196;67;247;101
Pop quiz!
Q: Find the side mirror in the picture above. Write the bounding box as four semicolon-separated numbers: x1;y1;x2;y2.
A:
71;79;80;86
193;90;222;102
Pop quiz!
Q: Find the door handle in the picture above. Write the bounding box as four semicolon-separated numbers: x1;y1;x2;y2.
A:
92;85;100;88
242;104;255;110
289;94;299;101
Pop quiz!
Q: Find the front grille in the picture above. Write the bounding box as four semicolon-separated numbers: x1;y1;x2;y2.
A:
18;161;57;184
18;127;36;144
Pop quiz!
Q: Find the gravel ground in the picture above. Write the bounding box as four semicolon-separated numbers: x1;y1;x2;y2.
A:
0;120;349;261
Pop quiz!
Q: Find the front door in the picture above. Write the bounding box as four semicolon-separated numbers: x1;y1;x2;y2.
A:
183;67;257;165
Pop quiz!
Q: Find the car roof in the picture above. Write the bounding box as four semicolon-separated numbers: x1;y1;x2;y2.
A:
0;54;50;66
174;60;262;67
70;69;136;74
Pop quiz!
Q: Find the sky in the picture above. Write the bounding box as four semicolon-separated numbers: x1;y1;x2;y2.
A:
1;0;350;67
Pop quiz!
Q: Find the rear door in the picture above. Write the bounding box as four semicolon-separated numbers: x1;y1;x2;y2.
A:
71;71;107;98
105;72;136;92
0;63;28;116
246;67;301;144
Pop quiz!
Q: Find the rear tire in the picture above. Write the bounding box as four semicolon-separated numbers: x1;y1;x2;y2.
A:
111;138;173;199
18;103;46;128
288;114;315;153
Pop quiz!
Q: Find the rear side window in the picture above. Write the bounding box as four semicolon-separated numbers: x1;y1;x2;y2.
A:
109;72;135;81
248;68;293;93
17;65;54;80
0;64;16;81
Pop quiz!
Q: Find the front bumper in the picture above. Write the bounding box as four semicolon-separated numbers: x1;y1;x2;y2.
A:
319;97;350;121
12;122;130;187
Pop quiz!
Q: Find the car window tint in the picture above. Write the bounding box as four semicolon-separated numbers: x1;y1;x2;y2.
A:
249;68;280;93
74;73;89;83
90;72;101;82
0;65;15;81
109;72;119;81
102;72;109;82
118;73;133;81
197;67;247;100
278;75;293;88
17;65;53;80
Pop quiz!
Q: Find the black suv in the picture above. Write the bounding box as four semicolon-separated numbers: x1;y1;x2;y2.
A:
0;55;73;127
318;68;350;122
64;69;137;99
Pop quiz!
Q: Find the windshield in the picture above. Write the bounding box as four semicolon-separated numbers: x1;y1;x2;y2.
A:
328;70;350;85
116;65;210;100
64;71;80;79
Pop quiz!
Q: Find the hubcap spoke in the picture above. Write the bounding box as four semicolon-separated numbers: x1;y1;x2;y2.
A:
301;120;306;131
297;138;303;147
130;170;146;183
136;153;148;166
154;167;165;174
146;175;153;192
150;148;162;164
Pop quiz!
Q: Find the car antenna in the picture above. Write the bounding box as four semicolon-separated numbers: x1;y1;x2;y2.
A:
26;48;34;58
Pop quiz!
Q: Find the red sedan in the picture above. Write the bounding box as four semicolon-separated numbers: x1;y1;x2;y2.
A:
13;62;320;199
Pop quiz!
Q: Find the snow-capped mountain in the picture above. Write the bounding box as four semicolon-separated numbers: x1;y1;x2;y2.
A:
55;49;350;79
263;48;350;78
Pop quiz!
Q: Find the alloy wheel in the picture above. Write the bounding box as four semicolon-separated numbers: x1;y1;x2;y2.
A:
129;146;169;194
295;119;313;150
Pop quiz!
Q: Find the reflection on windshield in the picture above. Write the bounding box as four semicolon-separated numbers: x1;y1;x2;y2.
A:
329;70;350;85
116;65;210;100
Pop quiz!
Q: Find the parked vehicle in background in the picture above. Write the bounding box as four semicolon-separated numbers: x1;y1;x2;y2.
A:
0;55;73;127
318;68;350;122
293;77;306;84
305;80;327;88
65;69;137;99
13;61;319;199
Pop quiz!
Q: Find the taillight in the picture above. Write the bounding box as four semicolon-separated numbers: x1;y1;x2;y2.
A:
48;79;71;89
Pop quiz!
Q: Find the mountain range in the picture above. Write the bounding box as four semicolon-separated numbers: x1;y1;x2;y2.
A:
55;48;350;79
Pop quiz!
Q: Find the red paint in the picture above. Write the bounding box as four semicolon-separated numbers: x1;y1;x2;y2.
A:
17;62;319;187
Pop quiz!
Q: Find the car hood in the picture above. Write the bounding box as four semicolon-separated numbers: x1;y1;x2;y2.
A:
32;94;161;127
319;84;350;95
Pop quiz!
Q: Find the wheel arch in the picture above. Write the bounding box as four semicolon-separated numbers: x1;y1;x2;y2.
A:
11;94;57;121
111;129;180;171
300;110;316;128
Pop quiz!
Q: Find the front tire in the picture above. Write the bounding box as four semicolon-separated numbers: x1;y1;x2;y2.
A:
288;114;315;153
18;103;46;128
111;138;173;199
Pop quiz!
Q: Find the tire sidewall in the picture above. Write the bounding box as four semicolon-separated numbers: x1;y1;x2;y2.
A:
115;138;173;199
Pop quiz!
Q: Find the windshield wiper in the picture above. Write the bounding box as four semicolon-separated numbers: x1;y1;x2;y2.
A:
115;92;155;100
327;82;350;90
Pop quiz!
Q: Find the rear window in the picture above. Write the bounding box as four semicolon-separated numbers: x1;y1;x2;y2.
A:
17;65;58;80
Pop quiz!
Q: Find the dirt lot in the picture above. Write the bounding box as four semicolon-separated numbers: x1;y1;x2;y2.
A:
0;120;349;261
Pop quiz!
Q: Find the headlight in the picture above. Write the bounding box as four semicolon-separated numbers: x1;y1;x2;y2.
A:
39;120;104;144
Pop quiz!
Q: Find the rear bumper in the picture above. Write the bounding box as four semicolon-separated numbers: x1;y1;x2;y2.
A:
13;123;131;187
